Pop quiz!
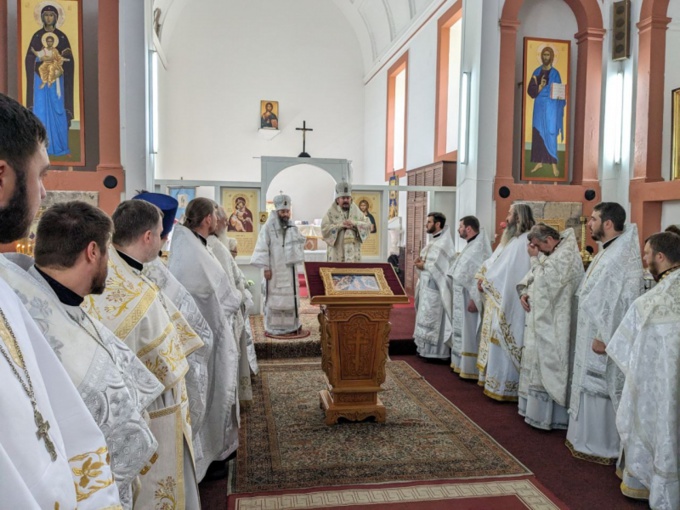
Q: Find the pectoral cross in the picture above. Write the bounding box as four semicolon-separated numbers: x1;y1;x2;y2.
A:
296;121;313;158
34;409;57;461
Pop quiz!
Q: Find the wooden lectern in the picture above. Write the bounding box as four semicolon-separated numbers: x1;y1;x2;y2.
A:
304;262;409;425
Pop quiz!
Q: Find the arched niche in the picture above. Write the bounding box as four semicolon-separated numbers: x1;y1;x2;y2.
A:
493;0;604;248
265;164;337;222
497;0;604;186
259;156;351;212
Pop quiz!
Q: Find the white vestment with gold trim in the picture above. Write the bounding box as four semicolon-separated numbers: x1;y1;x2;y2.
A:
447;230;492;378
169;224;241;481
321;202;371;262
607;268;680;509
566;225;643;463
516;229;583;430
0;277;122;510
84;247;203;509
476;232;531;401
0;254;163;509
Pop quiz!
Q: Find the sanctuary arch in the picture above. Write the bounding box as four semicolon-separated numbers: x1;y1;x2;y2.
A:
260;156;352;214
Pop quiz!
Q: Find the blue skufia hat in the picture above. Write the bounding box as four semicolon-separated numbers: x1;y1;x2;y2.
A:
133;192;179;238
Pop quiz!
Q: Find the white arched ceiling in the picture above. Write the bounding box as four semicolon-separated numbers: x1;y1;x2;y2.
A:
153;0;443;78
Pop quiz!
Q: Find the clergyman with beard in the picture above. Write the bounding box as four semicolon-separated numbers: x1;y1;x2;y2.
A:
412;212;456;360
321;181;372;262
1;201;163;508
168;197;242;481
566;202;644;466
607;231;680;508
251;193;306;336
0;93;123;508
475;203;535;402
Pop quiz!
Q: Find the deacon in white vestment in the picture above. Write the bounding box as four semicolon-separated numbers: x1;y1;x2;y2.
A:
517;225;584;430
1;201;166;510
448;216;492;378
607;232;680;509
0;92;122;509
251;194;306;337
321;181;372;262
413;212;456;359
84;200;203;509
476;203;535;401
168;197;242;481
567;202;644;464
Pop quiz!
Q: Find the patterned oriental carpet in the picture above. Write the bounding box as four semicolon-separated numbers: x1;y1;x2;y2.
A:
230;360;532;494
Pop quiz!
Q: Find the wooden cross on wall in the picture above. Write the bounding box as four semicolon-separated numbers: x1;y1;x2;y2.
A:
296;121;313;158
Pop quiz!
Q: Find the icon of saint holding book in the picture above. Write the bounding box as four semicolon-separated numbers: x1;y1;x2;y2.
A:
527;46;566;177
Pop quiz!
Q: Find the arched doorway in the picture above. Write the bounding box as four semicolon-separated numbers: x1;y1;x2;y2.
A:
265;164;337;224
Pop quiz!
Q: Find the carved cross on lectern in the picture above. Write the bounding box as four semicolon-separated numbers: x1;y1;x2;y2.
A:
296;121;313;158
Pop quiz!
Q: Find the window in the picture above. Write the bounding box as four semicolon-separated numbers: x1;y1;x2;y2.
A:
386;52;409;180
434;3;463;162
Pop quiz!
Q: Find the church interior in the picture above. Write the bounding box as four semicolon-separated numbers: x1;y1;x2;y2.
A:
1;0;679;508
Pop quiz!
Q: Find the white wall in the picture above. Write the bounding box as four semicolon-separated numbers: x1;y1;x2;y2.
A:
265;165;336;222
362;1;464;186
601;0;636;208
661;200;680;229
404;21;438;170
120;0;148;197
362;72;388;182
455;0;501;247
155;0;364;185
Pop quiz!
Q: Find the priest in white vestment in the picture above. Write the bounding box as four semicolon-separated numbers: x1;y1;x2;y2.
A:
212;222;258;375
144;256;214;468
0;92;122;509
207;204;261;402
476;203;535;401
321;181;372;262
607;232;680;509
134;192;215;463
413;212;456;359
251;194;307;338
168;197;242;481
212;205;258;371
517;225;583;430
567;202;644;464
448;216;492;378
1;202;167;509
84;200;203;509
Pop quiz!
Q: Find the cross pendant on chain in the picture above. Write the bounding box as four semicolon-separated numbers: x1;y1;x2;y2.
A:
34;409;57;461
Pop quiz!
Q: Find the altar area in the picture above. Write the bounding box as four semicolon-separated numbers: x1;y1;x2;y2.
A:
155;155;452;314
296;223;327;263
